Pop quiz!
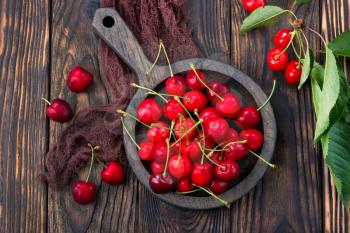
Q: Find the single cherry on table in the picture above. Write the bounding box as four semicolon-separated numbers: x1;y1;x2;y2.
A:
67;66;93;93
42;98;73;123
101;161;126;185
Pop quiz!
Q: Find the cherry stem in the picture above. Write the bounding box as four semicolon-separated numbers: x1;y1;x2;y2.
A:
117;109;152;129
197;143;225;169
41;97;51;105
131;83;168;103
300;30;310;51
291;38;302;60
275;31;296;60
146;41;162;75
172;119;203;146
163;139;171;176
178;118;183;158
257;80;276;111
120;116;141;150
220;140;248;152
285;10;298;20
307;27;327;48
192;184;229;208
190;63;224;102
249;150;276;168
194;109;207;164
86;144;100;182
160;40;174;77
146;92;189;100
173;96;197;124
176;188;201;195
95;156;107;168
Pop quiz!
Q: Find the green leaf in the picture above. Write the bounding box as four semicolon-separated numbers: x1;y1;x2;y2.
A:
310;61;324;85
295;0;310;3
328;29;350;57
240;6;286;33
321;120;350;205
311;78;322;118
298;49;314;89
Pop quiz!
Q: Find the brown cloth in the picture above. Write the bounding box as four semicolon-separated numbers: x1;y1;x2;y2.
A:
42;0;199;187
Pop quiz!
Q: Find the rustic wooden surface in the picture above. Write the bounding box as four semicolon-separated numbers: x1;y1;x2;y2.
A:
0;0;349;232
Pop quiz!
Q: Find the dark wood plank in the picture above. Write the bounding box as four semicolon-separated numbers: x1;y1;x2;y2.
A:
230;0;323;232
0;0;49;232
321;1;350;232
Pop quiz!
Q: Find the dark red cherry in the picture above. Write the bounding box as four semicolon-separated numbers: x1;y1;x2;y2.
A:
138;141;154;161
181;140;201;162
67;66;93;93
146;121;170;143
165;75;186;96
214;160;240;182
185;69;207;90
199;107;220;121
209;180;229;195
239;129;264;151
163;98;186;121
210;152;226;164
168;155;192;179
151;141;168;163
242;0;266;12
182;91;208;112
223;138;249;161
137;98;162;124
285;60;302;85
191;163;214;187
203;117;230;144
206;81;230;104
267;47;289;71
151;161;165;174
72;180;96;205
174;117;197;140
215;93;241;118
44;98;74;123
194;131;216;149
176;177;193;192
101;162;125;185
274;29;292;49
149;173;176;193
235;106;261;128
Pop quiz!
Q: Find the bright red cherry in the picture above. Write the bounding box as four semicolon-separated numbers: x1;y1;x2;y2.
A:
146;121;170;143
163;98;186;121
285;60;302;85
165;75;186;96
182;91;208;112
267;47;289;71
215;93;241;118
209;180;229;195
185;69;207;90
136;98;162;124
71;180;96;205
242;0;266;12
239;129;264;151
215;160;240;182
168;155;192;179
101;162;125;185
206;81;230;104
181;140;201;162
274;29;292;49
43;98;74;123
223;138;249;161
151;161;165;174
235;106;261;128
67;66;93;92
149;173;176;193
176;178;193;192
151;141;168;163
210;152;226;164
191;163;214;187
203;117;230;144
199;107;220;121
174;117;197;140
138;141;154;161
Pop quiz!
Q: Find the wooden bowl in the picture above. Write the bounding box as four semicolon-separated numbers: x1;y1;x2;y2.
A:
92;8;277;210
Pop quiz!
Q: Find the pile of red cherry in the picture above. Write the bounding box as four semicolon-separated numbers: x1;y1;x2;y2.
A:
120;64;273;204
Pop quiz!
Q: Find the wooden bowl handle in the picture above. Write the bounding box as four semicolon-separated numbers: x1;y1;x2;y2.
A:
92;8;152;76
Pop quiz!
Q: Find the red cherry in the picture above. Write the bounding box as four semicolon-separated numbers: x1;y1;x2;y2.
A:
174;117;196;140
223;138;249;161
168;155;192;179
181;140;201;162
71;180;96;205
146;121;170;143
210;152;227;164
215;160;240;182
199;107;220;121
185;69;207;90
176;178;193;192
101;162;125;185
242;0;266;12
151;161;165;174
267;47;289;71
163;98;186;121
206;81;230;104
239;129;264;151
151;141;168;163
209;180;229;195
67;66;93;93
182;91;208;112
149;173;176;193
203;117;230;144
235;106;261;128
222;128;239;144
215;93;241;118
191;163;214;187
171;141;181;155
138;141;154;161
194;131;216;149
285;60;302;85
274;29;292;49
165;75;186;96
44;98;74;123
137;98;162;124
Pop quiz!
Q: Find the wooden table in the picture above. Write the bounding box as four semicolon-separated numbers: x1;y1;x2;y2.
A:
1;0;349;232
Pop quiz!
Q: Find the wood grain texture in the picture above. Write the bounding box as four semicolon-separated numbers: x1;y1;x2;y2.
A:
0;0;49;232
321;1;350;232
